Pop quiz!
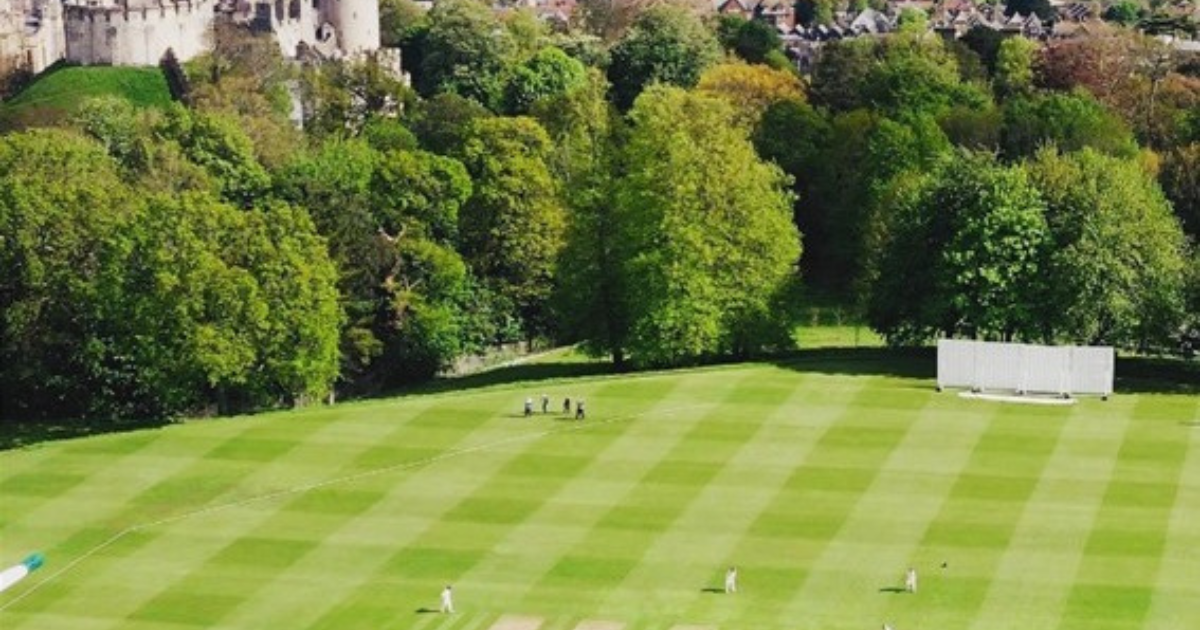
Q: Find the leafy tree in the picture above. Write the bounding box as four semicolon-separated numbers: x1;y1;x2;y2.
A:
156;105;271;207
0;130;342;421
606;5;721;109
993;36;1038;101
613;86;800;366
1001;90;1138;159
455;117;566;338
172;198;342;410
418;0;517;109
408;93;493;156
503;46;588;115
947;39;988;85
733;17;782;65
753;99;831;177
1103;0;1141;26
0;130;142;420
360;116;420;153
715;14;748;53
274;140;385;386
73;96;145;165
1035;34;1149;133
959;25;1005;74
503;7;550;62
855;115;953;299
186;22;301;169
865;34;986;119
301;55;414;139
536;71;627;363
276;140;479;389
574;0;645;41
809;38;875;112
375;237;474;381
371;149;473;243
938;105;1002;149
380;0;428;48
380;0;429;81
696;61;807;129
869;152;1049;343
1161;142;1200;241
1027;148;1188;347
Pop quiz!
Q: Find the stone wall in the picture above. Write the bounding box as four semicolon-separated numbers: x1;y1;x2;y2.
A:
1;0;67;76
64;0;213;66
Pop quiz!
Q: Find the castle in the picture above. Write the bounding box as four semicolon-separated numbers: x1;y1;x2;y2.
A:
1;0;385;75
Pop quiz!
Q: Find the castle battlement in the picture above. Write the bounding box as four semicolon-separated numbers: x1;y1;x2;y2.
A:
6;0;387;70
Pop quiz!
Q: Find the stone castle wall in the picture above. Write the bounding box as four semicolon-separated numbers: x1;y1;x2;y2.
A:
6;0;393;72
64;0;214;66
1;0;67;76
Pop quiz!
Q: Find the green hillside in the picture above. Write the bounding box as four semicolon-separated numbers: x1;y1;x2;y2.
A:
0;65;171;130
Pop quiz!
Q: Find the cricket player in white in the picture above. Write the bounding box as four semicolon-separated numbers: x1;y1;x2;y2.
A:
905;567;917;593
441;585;454;613
725;566;738;594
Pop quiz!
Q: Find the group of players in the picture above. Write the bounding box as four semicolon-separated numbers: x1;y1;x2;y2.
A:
524;394;585;420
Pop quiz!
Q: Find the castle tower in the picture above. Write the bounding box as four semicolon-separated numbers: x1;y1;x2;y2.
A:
327;0;379;55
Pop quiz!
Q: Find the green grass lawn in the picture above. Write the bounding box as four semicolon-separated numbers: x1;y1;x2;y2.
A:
1;360;1197;630
0;65;170;130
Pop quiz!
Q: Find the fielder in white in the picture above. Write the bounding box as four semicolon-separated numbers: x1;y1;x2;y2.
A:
724;566;738;594
440;584;454;613
905;567;917;593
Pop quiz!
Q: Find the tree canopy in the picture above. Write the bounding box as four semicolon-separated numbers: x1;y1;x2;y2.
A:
612;86;800;366
606;5;721;110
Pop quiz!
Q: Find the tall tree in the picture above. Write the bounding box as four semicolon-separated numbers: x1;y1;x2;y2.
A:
696;61;807;130
732;17;783;65
1161;142;1200;241
869;151;1049;344
1001;90;1138;159
606;5;721;110
808;38;875;112
536;71;627;364
1027;148;1189;347
993;36;1038;101
612;86;800;366
156;105;271;207
455;117;566;339
418;0;517;110
0;130;142;420
503;46;588;115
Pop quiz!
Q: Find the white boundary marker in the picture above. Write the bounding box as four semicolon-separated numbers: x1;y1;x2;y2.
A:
957;391;1077;406
0;403;711;611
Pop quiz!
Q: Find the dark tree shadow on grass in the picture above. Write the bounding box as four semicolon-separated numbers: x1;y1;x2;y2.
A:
768;347;936;381
0;417;170;451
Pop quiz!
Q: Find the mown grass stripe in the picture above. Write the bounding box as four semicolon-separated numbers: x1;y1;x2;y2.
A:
778;383;971;629
1059;396;1192;630
903;402;1073;630
1141;397;1200;630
